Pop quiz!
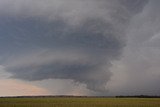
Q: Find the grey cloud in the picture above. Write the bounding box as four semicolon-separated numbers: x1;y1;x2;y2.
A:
0;0;148;93
120;0;148;14
107;0;160;95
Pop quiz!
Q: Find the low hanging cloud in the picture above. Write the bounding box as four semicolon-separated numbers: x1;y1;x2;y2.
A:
0;0;148;93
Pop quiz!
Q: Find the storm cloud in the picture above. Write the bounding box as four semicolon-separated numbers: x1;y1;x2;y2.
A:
0;0;148;93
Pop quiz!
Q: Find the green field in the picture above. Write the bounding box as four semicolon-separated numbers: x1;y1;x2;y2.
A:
0;97;160;107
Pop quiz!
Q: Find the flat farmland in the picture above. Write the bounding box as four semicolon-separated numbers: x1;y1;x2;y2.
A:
0;97;160;107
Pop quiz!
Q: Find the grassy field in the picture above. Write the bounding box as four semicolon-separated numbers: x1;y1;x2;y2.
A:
0;97;160;107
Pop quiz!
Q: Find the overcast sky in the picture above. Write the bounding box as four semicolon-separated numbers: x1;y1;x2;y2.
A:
0;0;160;96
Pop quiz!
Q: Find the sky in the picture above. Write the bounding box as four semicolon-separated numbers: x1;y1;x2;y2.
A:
0;0;160;96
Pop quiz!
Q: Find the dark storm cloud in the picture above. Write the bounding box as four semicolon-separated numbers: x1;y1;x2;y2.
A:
0;0;148;93
2;18;118;92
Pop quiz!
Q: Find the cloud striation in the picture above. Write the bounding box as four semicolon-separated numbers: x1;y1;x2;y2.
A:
0;0;148;93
